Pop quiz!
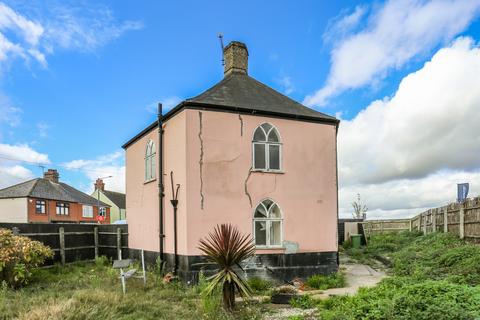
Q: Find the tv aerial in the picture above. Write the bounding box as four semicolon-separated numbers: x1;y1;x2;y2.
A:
217;33;225;66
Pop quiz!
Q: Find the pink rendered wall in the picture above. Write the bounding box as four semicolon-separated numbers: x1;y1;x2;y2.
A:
185;109;338;256
126;110;188;254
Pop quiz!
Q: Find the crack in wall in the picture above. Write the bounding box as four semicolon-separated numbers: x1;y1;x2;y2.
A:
198;111;204;210
244;167;253;207
238;114;243;136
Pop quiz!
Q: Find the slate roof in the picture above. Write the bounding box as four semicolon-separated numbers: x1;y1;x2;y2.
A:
0;178;110;207
187;72;337;121
102;190;126;209
123;72;338;149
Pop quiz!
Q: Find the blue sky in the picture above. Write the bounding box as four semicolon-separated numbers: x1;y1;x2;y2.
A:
1;0;480;218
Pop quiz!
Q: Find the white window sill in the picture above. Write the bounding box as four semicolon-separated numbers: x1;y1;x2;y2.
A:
251;169;284;174
255;246;285;250
144;178;157;185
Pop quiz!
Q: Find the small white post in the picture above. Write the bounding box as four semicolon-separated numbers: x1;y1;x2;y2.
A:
59;227;65;265
141;250;146;286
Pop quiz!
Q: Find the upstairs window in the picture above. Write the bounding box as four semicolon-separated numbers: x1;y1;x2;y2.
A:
36;200;46;214
56;202;69;215
252;123;282;171
145;140;156;182
253;199;282;247
82;205;93;218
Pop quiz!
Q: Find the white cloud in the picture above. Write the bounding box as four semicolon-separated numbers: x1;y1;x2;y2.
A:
305;0;480;106
276;76;295;95
36;121;49;138
0;143;50;188
0;2;142;69
146;96;183;114
338;37;480;218
42;4;143;53
0;93;21;127
62;151;125;193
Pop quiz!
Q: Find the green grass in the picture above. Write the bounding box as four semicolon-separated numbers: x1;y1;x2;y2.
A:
305;272;346;290
247;277;273;295
0;260;266;320
322;232;480;319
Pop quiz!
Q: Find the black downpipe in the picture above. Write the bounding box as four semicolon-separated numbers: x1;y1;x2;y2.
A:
170;172;180;275
158;103;165;261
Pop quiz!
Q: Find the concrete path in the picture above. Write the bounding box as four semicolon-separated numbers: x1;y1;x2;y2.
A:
308;263;386;300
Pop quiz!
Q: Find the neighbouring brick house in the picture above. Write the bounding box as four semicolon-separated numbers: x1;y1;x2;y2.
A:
91;178;126;223
0;169;110;224
123;41;339;281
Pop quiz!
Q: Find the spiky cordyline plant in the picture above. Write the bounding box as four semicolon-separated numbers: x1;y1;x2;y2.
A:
198;223;255;311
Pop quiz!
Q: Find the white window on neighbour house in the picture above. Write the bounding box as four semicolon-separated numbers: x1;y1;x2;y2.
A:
145;140;156;182
253;199;283;247
252;123;282;171
82;205;93;218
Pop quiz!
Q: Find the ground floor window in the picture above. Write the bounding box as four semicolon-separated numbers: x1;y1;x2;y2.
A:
56;202;69;215
35;200;46;214
253;199;282;247
99;207;107;217
82;205;93;218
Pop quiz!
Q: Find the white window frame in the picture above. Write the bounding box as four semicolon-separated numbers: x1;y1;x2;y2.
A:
145;140;156;182
253;199;283;248
56;202;69;215
99;207;107;217
82;205;93;218
252;123;282;172
35;199;46;214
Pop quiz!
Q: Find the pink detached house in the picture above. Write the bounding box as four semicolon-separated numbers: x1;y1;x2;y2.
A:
123;41;340;281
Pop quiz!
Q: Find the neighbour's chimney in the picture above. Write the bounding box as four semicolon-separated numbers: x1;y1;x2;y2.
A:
44;169;59;183
224;41;248;76
94;178;105;191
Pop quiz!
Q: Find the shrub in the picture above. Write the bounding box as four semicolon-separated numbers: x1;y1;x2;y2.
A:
306;272;346;290
320;278;480;320
198;224;255;311
247;277;273;294
0;228;53;288
289;294;317;309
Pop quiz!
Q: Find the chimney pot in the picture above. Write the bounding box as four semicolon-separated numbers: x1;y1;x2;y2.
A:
44;169;59;183
94;178;105;191
224;41;248;76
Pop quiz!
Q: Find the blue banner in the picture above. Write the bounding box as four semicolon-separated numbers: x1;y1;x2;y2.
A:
457;183;469;203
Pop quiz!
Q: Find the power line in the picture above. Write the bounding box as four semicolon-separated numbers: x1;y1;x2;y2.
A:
0;154;122;176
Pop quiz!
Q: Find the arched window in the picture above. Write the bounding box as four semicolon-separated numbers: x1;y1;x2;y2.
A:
145;140;156;181
253;199;282;247
252;123;281;171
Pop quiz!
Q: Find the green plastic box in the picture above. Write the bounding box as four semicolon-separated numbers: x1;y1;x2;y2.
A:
350;234;362;248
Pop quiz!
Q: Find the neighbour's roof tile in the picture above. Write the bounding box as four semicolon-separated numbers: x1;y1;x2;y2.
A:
0;178;110;207
102;190;126;209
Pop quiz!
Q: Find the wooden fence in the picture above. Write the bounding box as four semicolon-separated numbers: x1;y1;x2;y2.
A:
0;223;128;264
362;196;480;241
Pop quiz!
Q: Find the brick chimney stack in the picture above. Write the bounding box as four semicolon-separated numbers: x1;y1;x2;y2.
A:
44;169;59;183
94;178;105;191
224;41;248;76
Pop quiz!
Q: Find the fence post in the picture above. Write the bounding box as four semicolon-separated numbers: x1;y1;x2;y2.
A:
423;213;427;235
117;228;122;260
459;205;465;239
409;219;412;231
94;227;99;259
443;207;448;233
59;227;65;265
432;209;436;232
380;221;384;233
